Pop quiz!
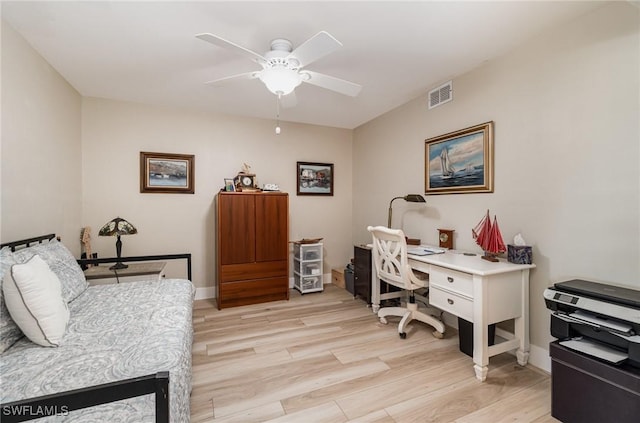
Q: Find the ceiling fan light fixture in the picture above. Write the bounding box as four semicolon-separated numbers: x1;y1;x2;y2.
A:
299;71;311;82
259;66;302;96
198;31;362;98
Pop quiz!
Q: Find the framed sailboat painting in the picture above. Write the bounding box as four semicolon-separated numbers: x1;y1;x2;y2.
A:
424;121;494;195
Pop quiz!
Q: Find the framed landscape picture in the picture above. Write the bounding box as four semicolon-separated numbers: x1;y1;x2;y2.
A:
424;121;494;195
297;161;334;196
140;152;195;194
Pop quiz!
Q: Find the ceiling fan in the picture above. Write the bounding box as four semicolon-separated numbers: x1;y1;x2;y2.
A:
196;31;362;101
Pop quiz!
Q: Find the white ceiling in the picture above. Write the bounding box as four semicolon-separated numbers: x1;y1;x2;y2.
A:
2;1;605;129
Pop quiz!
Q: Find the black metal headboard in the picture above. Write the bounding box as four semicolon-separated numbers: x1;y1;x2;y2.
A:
2;233;192;282
0;234;57;252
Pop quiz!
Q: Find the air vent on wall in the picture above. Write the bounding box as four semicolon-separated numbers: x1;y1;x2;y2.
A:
428;81;453;109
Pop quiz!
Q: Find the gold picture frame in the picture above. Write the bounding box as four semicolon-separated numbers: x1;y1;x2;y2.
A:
424;121;494;195
140;152;195;194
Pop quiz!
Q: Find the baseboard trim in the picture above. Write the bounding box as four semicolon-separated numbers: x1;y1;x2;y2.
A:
528;343;551;374
194;286;215;300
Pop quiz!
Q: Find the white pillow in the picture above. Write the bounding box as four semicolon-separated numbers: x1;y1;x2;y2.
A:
3;254;70;347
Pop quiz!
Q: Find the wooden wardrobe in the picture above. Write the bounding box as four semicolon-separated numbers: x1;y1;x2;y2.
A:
216;191;289;309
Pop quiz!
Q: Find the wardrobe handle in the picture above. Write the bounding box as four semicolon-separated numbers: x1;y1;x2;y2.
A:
447;277;454;283
447;298;454;305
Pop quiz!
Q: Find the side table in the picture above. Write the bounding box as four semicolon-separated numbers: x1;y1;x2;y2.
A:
84;261;167;285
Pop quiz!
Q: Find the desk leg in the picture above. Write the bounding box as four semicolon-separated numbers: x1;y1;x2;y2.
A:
371;258;380;314
473;323;489;381
473;275;489;382
473;364;488;382
515;269;531;366
515;323;530;366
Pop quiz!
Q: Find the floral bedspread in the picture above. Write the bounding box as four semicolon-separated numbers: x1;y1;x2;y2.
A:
0;278;194;422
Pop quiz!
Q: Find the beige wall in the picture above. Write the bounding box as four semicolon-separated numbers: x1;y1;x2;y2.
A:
81;98;353;291
353;1;640;370
1;21;82;253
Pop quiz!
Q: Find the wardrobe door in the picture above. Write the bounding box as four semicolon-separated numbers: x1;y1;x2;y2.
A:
218;194;255;265
255;194;288;262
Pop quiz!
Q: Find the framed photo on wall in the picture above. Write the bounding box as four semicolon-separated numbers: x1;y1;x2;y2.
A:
424;121;494;195
140;152;195;194
297;161;334;196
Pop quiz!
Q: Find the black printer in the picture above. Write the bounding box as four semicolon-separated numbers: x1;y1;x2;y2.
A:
544;279;640;423
544;279;640;367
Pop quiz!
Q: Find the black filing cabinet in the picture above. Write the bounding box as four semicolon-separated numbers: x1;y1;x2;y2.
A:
353;245;398;305
550;341;640;423
353;245;372;304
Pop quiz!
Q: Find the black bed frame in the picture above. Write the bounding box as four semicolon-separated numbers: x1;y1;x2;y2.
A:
1;233;192;281
0;233;193;422
1;373;169;423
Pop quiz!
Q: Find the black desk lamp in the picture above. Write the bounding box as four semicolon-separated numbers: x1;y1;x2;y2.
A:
98;217;138;270
388;194;426;228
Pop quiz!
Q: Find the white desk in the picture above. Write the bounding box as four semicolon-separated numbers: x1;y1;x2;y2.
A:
371;249;535;381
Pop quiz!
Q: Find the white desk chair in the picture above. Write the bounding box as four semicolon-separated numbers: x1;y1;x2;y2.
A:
368;225;445;339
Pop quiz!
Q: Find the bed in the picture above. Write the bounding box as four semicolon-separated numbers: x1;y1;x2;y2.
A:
0;234;194;422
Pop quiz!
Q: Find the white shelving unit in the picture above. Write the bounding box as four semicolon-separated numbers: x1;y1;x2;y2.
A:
293;242;324;294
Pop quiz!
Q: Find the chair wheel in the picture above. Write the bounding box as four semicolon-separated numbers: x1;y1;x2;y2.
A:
432;330;444;339
399;332;407;339
379;317;388;324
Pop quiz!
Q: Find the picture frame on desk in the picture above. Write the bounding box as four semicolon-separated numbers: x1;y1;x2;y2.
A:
424;121;494;195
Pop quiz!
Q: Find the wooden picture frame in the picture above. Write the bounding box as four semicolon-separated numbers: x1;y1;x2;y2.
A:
140;152;194;194
424;121;494;195
297;161;334;196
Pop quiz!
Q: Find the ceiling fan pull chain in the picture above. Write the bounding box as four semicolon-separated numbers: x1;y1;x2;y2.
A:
275;94;281;135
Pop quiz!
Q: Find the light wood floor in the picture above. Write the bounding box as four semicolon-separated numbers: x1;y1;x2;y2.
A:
191;284;558;422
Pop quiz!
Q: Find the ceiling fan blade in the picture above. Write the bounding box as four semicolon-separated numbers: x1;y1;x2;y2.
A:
196;33;267;65
280;92;297;108
301;71;362;97
204;71;259;86
288;31;342;68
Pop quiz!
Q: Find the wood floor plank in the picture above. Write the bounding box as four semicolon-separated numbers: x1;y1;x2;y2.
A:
203;324;340;356
331;325;445;365
281;343;466;416
336;355;472;419
191;285;555;422
193;315;271;336
193;349;293;387
386;361;547;423
190;397;214;423
263;402;347;423
285;323;393;359
345;409;396;423
205;401;285;423
454;378;552;423
531;413;562;422
212;356;390;418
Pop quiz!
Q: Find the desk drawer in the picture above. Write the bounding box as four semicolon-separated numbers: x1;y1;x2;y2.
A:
430;286;473;321
429;267;473;298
